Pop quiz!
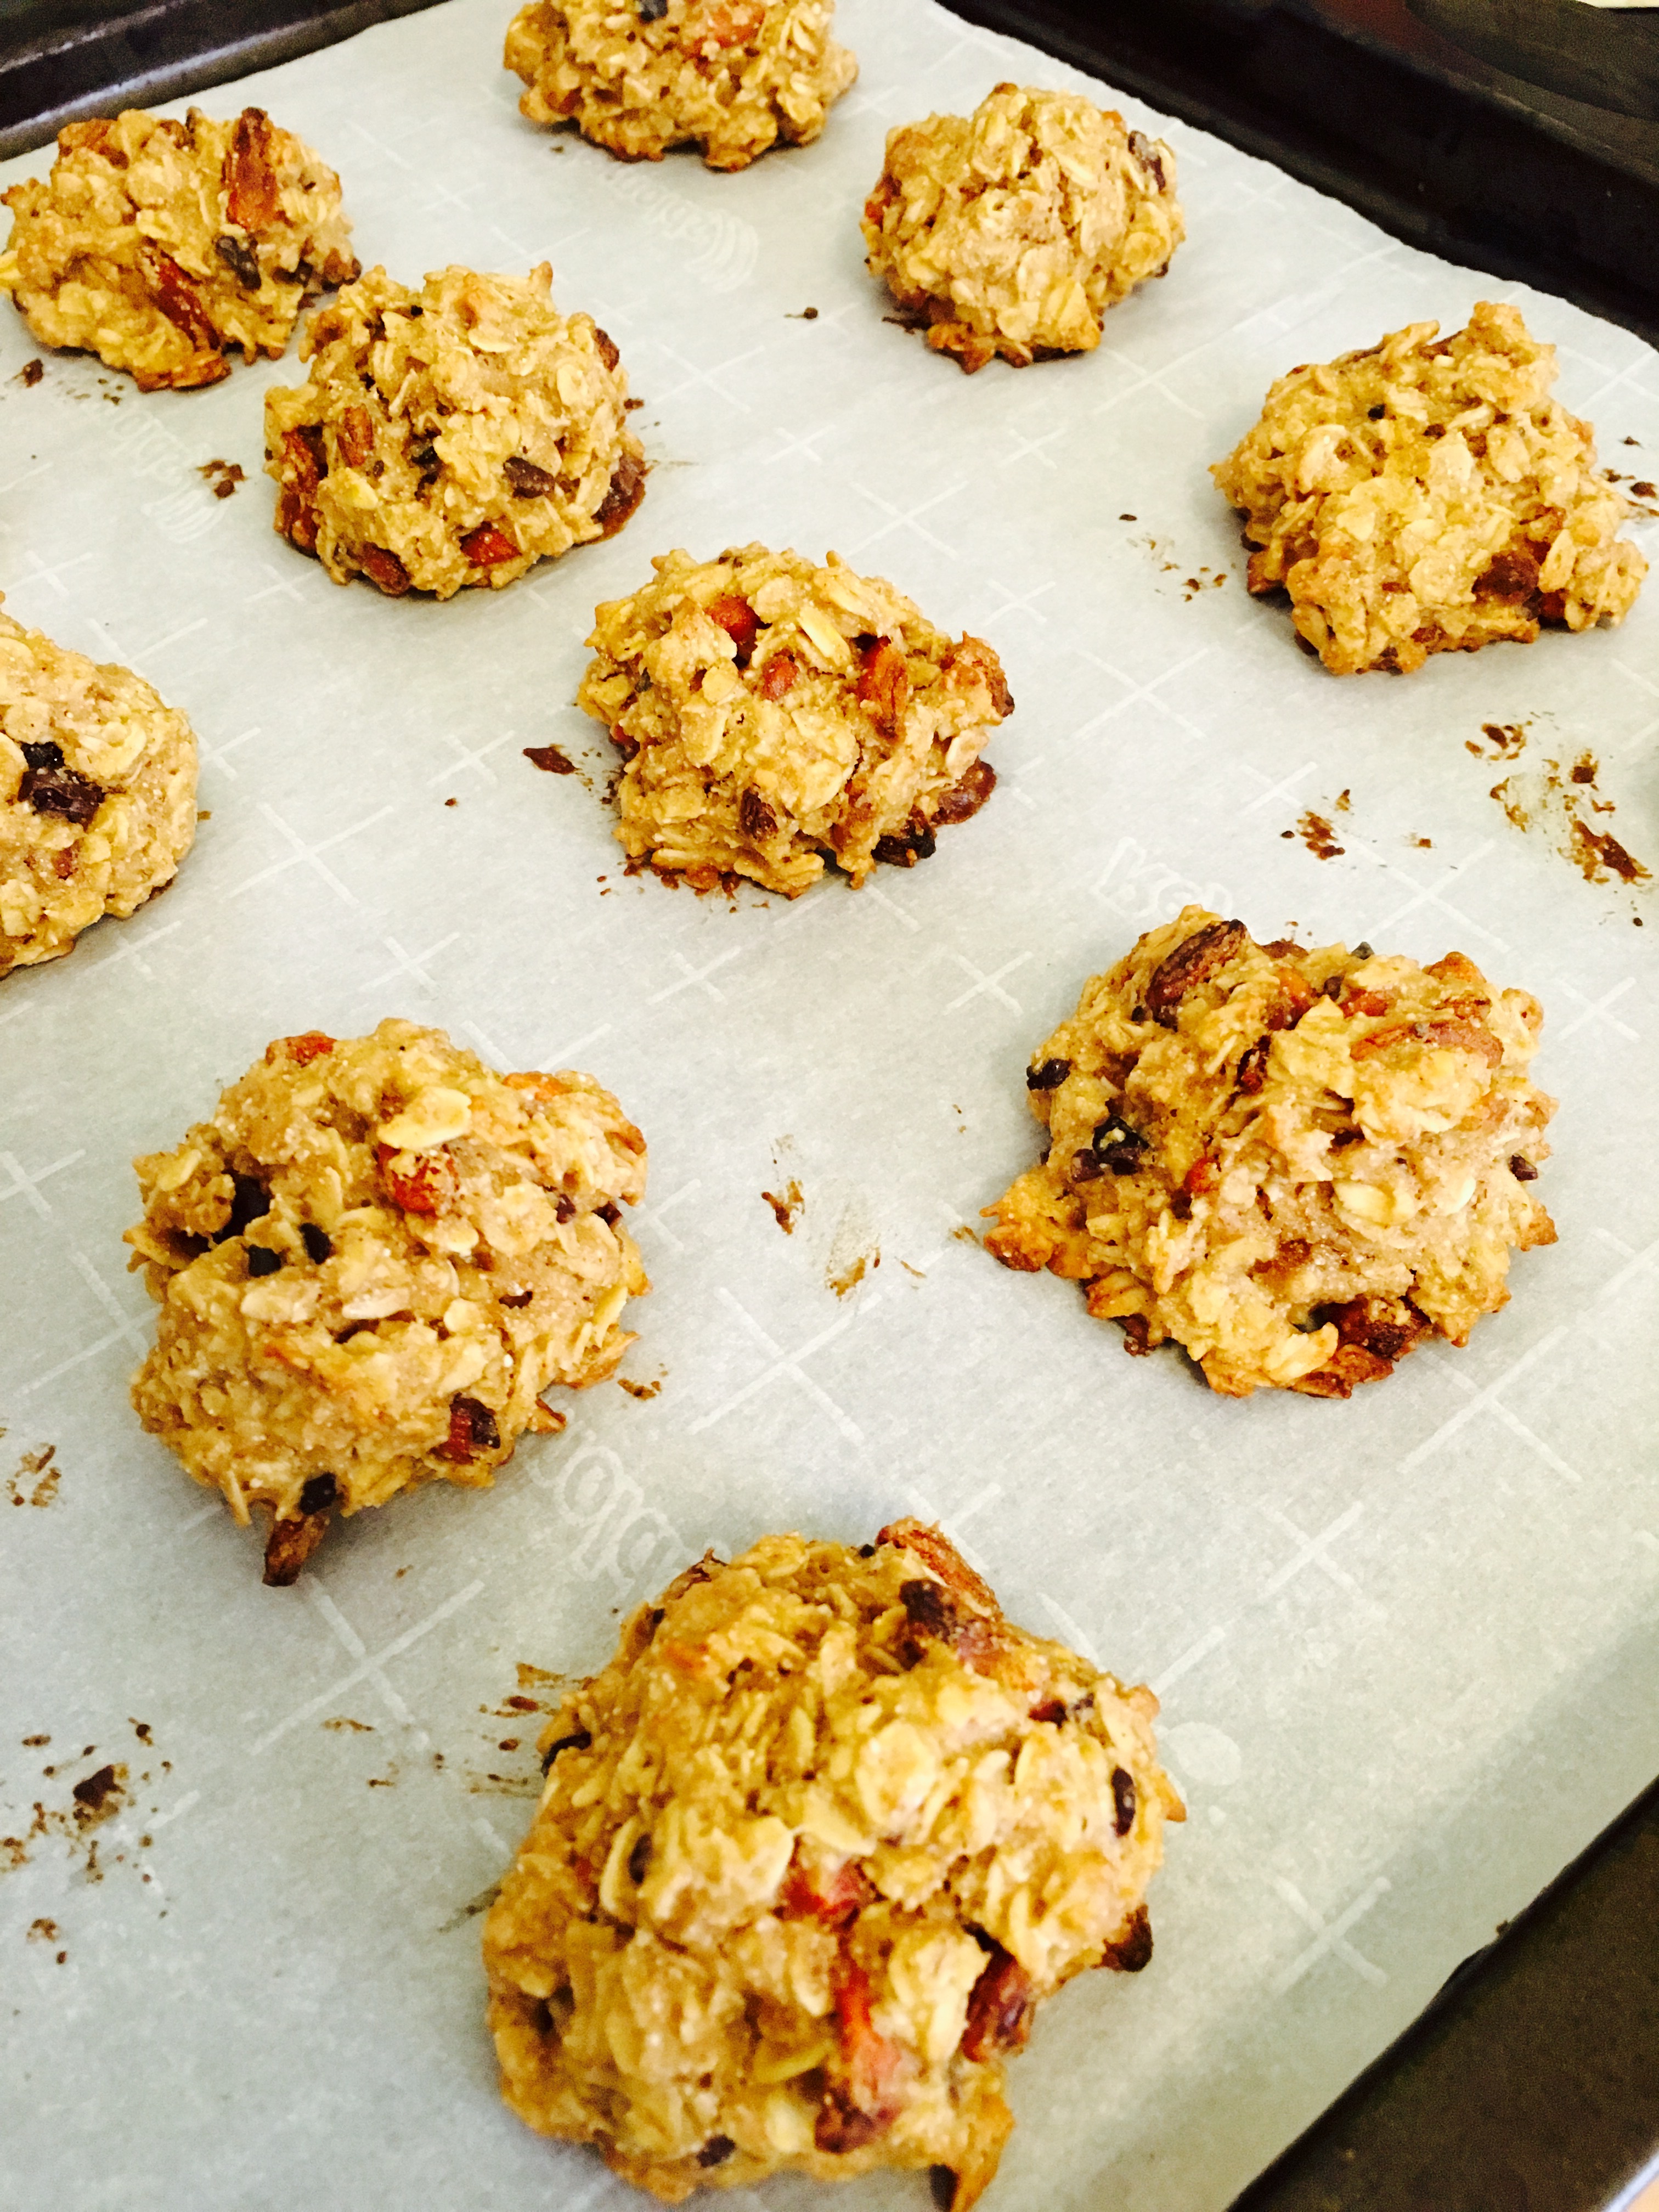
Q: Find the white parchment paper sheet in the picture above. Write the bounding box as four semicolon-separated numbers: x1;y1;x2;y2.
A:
1;3;1656;2205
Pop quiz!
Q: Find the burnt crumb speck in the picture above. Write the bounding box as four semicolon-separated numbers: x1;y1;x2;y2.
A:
523;744;577;775
627;1832;651;1883
18;359;43;386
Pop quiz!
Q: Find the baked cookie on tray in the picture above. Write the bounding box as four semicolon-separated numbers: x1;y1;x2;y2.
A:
505;0;856;171
862;83;1182;373
577;544;1011;894
1;599;197;975
126;1021;648;1584
264;263;645;599
984;908;1556;1398
1213;301;1647;674
0;106;357;390
484;1519;1180;2208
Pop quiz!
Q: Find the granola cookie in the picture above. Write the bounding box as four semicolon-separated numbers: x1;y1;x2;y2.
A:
1;601;197;976
861;83;1183;374
504;0;856;171
264;263;645;599
1212;301;1647;674
984;908;1557;1398
484;1519;1180;2208
0;106;357;391
577;544;1011;894
126;1020;648;1583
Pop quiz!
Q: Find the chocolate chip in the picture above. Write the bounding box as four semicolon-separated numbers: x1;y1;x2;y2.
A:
1026;1057;1070;1091
20;740;63;771
1352;941;1373;960
1323;974;1344;1000
246;1244;281;1277
1092;1116;1148;1175
541;1729;591;1772
857;1543;876;1558
555;1195;575;1223
215;1173;272;1243
591;326;619;374
597;1202;620;1227
1236;1037;1271;1096
1120;1314;1153;1357
638;0;668;17
930;2166;957;2209
1509;1154;1539;1182
299;1473;337;1515
1170;1190;1193;1221
1071;1149;1105;1183
504;454;557;499
1367;403;1386;420
739;787;778;839
1111;1765;1136;1836
1127;129;1166;191
595;450;646;537
627;1832;651;1883
897;1577;958;1667
213;233;263;290
1097;1904;1153;1973
20;763;104;823
872;819;936;868
697;2137;736;2169
300;1223;332;1263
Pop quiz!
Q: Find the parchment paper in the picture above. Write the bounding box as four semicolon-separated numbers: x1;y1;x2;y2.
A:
1;4;1656;2206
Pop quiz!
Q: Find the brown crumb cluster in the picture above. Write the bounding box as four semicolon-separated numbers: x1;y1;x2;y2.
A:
862;83;1182;373
1213;302;1646;674
483;1520;1179;2207
264;262;644;600
0;106;356;390
984;907;1557;1397
126;1020;649;1582
578;544;1012;895
505;0;856;171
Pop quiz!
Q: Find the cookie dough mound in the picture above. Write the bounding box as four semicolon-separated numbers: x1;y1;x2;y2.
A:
0;106;357;391
264;262;645;599
505;0;856;171
484;1519;1180;2208
126;1019;648;1583
578;544;1012;894
861;83;1182;374
1;601;196;975
1212;301;1647;675
984;908;1558;1398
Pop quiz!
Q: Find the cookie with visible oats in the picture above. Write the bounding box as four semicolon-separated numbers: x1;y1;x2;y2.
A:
1;600;197;976
126;1020;648;1584
264;263;645;600
577;544;1011;894
505;0;856;171
984;907;1557;1397
861;82;1182;373
1212;301;1647;674
0;106;356;390
483;1519;1180;2208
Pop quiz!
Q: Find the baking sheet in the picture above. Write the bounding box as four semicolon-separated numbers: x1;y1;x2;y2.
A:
1;3;1657;2205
